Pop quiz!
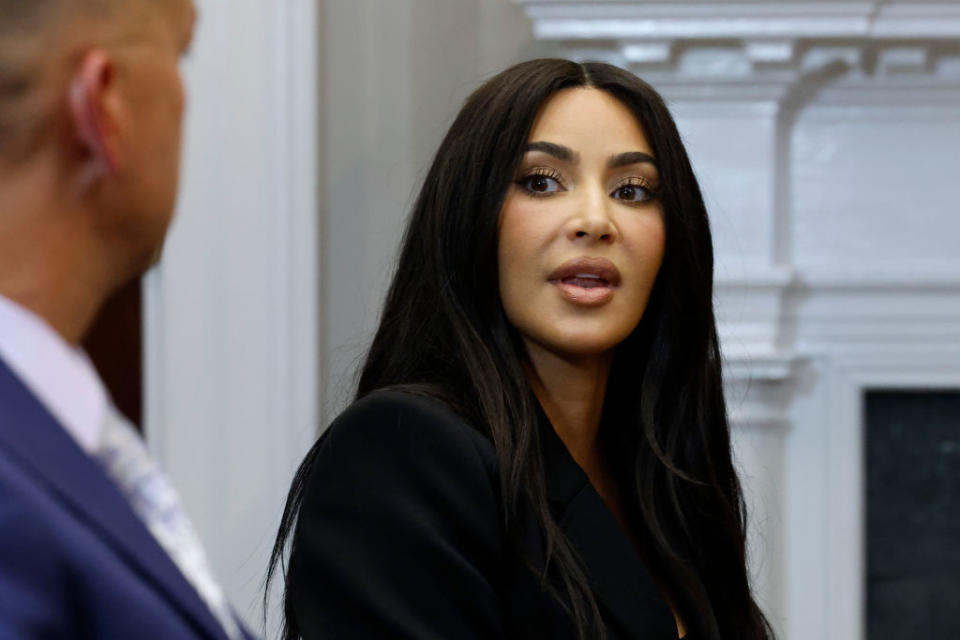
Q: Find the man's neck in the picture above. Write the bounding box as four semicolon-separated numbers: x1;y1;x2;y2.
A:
1;275;108;347
0;173;114;346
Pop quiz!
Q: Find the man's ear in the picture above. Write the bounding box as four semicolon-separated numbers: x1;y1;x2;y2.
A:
68;49;122;175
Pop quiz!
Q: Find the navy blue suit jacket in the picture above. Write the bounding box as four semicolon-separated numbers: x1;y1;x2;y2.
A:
0;357;255;639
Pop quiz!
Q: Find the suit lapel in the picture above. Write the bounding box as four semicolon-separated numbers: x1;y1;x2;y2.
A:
0;358;229;640
538;403;678;639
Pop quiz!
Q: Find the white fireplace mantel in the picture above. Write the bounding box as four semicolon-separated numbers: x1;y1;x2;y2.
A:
518;1;960;41
512;1;960;98
515;1;960;638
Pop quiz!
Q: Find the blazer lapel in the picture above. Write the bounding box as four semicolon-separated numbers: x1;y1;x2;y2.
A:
0;358;229;640
538;404;678;639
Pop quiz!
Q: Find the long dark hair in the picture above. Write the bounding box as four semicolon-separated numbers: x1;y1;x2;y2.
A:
267;58;773;640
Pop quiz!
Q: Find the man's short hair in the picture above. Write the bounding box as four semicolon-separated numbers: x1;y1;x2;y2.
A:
0;0;137;162
0;2;57;161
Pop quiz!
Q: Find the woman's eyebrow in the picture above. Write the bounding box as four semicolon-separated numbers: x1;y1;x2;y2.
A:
524;143;657;171
524;141;579;163
607;151;658;169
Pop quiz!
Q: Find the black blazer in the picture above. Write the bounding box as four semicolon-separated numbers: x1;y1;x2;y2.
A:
288;390;686;639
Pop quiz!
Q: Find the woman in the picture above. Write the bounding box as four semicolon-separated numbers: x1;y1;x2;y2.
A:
268;59;774;640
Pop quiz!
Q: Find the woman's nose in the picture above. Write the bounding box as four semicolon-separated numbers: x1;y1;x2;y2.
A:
569;189;617;243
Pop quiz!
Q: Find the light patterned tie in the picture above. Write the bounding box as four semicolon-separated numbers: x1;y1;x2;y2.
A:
95;405;242;640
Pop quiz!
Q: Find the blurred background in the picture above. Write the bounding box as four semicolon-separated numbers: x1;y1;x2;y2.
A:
87;0;960;637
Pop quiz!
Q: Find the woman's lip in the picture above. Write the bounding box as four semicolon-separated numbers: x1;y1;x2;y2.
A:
547;257;622;287
553;280;615;306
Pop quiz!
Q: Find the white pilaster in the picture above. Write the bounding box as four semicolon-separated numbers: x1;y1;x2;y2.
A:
144;0;319;631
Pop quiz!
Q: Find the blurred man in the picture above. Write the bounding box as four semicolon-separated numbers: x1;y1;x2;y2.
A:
0;1;253;637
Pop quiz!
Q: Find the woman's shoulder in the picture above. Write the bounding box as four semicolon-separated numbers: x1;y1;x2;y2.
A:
289;388;509;639
317;388;498;481
333;388;477;432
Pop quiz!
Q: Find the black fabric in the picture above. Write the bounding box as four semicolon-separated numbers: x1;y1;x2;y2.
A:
288;390;685;639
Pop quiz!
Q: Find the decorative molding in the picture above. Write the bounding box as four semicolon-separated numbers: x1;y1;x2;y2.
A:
797;262;960;289
515;0;960;95
723;350;798;383
518;1;960;41
717;264;960;404
803;75;960;110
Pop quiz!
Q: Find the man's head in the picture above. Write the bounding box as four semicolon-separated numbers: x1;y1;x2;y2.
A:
0;0;196;340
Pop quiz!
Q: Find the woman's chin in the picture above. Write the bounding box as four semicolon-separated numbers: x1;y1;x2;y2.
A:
526;332;628;364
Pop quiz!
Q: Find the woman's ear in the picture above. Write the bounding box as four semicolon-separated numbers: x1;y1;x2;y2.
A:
68;49;122;176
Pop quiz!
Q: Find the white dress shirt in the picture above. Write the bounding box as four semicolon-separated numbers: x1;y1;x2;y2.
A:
0;293;241;639
0;293;107;454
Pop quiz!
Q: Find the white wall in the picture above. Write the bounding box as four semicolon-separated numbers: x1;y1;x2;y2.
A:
149;0;960;637
146;0;318;633
320;0;537;420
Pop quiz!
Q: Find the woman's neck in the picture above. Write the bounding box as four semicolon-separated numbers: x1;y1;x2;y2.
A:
524;341;613;474
524;342;689;640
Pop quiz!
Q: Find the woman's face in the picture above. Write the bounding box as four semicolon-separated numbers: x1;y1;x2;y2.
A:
497;87;666;361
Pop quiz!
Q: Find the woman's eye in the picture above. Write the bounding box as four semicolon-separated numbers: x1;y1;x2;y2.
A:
612;182;652;203
520;174;563;195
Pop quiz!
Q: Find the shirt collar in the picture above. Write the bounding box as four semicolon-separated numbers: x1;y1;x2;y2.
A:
0;293;107;454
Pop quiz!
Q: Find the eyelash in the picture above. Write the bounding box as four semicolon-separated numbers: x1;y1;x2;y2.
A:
516;168;564;197
516;169;659;204
611;177;657;205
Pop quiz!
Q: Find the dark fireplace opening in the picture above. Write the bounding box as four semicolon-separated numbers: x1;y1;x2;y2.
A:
866;390;960;638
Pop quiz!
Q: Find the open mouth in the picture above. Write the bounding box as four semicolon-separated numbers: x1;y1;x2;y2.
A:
559;274;611;289
548;257;621;306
